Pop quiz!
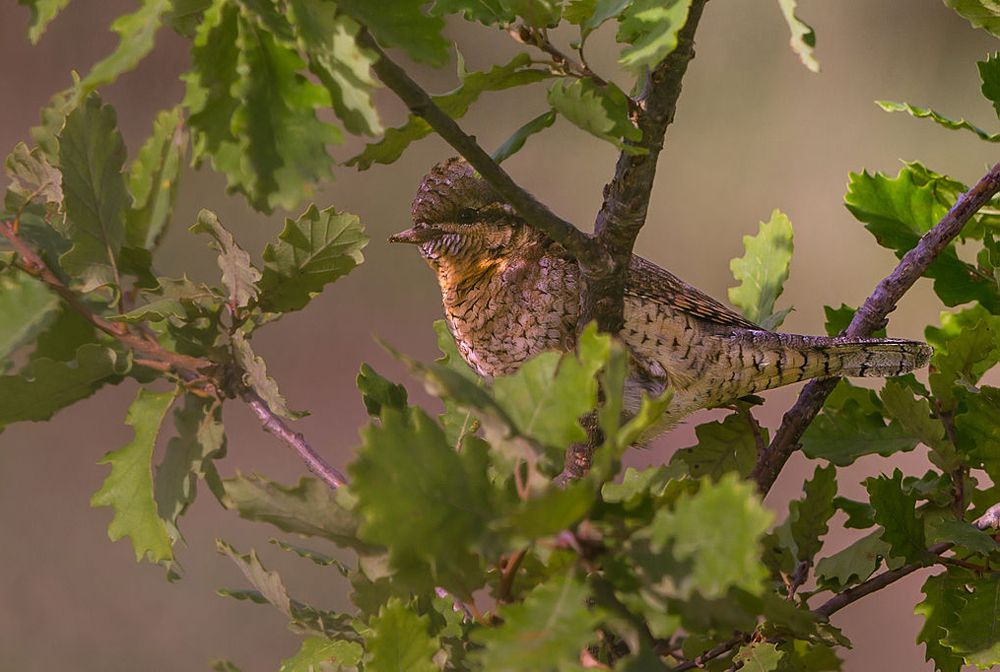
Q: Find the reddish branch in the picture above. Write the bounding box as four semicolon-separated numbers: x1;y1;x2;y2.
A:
1;220;348;490
752;161;1000;493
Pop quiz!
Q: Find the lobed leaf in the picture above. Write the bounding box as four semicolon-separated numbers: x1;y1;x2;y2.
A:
357;363;408;418
915;570;966;672
547;77;643;152
257;205;367;313
814;532;895;592
280;637;363;672
231;331;300;420
191;210;261;310
670;412;758;480
945;0;1000;38
615;0;693;70
979;53;1000;119
788;464;837;565
472;572;600;671
217;539;293;618
925;305;1000;409
942;572;1000;669
79;0;170;95
338;0;449;66
366;599;439;672
865;469;930;564
0;344;126;427
0;272;59;366
734;641;784;672
91;387;178;563
776;0;819;72
5;141;63;208
728;209;794;329
877;100;1000;142
18;0;70;43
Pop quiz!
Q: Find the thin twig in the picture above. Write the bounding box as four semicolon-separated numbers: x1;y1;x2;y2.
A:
670;633;748;672
753;161;1000;494
497;548;528;603
357;29;603;274
508;25;608;85
241;388;349;489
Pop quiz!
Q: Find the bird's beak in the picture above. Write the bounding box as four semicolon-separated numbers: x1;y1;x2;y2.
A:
388;225;443;245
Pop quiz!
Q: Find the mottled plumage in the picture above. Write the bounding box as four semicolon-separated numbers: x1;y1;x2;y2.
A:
391;158;932;432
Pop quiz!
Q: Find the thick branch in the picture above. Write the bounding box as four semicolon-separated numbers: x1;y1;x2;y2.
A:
357;29;604;273
752;161;1000;493
585;0;710;332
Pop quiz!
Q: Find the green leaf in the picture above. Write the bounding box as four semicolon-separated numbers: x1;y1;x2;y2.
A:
955;386;1000;482
231;330;300;420
5;141;63;208
505;0;563;27
18;0;70;43
270;539;348;572
915;570;966;672
788;464;836;565
367;598;440;672
0;272;59;364
876;100;1000;142
431;0;513;24
979;53;1000;118
0;344;125;427
281;637;363;672
777;0;819;72
289;2;382;136
650;473;773;598
801;382;917;466
814;532;893;591
846;167;1000;312
492;324;609;457
127;107;186;250
184;0;340;212
506;481;595;539
880;379;958;471
223;473;368;549
29;304;96;362
155;395;226;542
926;517;999;555
348;54;550;169
942;573;1000;669
734;641;784;672
211;660;243;672
865;469;929;564
350;407;501;594
433;320;483;445
547;77;643;152
217;539;292;618
945;0;1000;38
79;0;170;94
670;412;758;480
357;363;408;418
823;303;885;338
91;387;177;563
615;0;692;70
925;305;1000;409
191;210;261;310
728;209;794;328
58;93;128;293
491;110;558;164
257;205;367;313
472;573;600;671
338;0;449;66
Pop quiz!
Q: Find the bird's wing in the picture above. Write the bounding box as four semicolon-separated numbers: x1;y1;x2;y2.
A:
627;255;760;330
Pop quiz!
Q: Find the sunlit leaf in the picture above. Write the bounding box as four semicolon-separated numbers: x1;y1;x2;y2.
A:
729;209;794;329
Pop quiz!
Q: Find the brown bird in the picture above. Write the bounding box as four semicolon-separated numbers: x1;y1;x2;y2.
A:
390;158;932;432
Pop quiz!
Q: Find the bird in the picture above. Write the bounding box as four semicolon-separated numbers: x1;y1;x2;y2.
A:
390;157;932;433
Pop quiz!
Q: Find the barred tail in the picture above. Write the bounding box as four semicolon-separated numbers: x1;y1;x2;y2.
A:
732;331;933;396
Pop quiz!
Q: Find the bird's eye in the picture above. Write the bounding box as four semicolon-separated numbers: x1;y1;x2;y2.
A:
457;207;478;224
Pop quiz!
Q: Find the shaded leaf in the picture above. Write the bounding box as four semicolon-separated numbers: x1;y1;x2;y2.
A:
729;209;794;328
670;412;758;480
491;110;557;164
127;107;186;250
814;532;894;592
945;0;1000;38
978;53;1000;119
0;344;126;427
0;272;59;365
231;331;299;420
925;305;1000;409
91;387;177;563
5;141;63;207
865;469;929;564
823;303;884;338
942;573;1000;669
472;572;600;671
357;363;408;418
926;517;998;555
367;598;439;672
258;205;367;313
915;570;966;672
338;0;449;66
191;209;261;310
881;378;958;471
788;464;836;565
59;93;129;293
217;539;292;618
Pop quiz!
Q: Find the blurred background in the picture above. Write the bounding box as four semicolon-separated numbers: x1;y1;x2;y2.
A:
1;1;998;670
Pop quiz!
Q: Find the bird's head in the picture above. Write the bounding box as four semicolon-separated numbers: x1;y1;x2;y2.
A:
390;158;546;276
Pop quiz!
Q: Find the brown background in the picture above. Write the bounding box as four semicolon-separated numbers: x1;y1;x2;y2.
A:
1;2;998;670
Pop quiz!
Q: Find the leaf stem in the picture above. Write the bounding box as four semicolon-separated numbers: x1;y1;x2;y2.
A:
752;161;1000;493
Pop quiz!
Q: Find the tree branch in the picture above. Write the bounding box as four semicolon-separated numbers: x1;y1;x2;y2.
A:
357;29;605;274
752;161;1000;493
586;0;710;333
1;219;348;491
